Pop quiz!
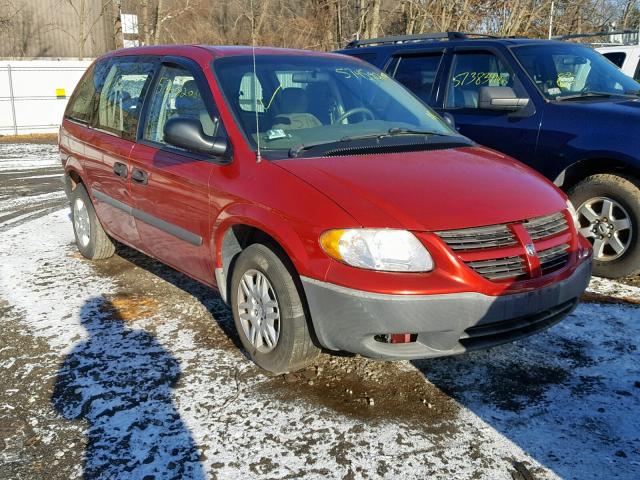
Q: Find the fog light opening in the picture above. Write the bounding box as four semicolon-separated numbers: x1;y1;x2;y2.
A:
374;333;417;344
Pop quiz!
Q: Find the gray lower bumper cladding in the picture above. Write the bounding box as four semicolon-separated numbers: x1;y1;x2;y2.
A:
301;261;591;359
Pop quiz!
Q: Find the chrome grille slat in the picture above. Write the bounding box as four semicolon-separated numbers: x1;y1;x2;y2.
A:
436;211;571;282
436;224;516;251
539;243;570;273
524;212;568;240
466;255;526;280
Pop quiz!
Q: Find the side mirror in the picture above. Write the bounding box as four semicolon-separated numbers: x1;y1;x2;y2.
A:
478;86;529;111
442;112;456;130
164;117;228;157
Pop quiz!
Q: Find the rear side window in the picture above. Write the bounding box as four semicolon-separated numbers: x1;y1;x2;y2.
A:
143;65;219;146
65;60;110;124
602;51;626;68
392;54;443;105
635;61;640;81
95;58;155;140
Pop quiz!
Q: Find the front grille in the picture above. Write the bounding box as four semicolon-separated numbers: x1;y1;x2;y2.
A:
436;210;572;282
436;224;516;251
466;255;527;281
538;243;570;273
524;212;568;240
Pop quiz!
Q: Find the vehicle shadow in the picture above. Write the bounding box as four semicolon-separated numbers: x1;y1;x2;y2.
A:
411;303;640;479
51;297;205;479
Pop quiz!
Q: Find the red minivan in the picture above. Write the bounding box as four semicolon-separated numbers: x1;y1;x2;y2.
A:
59;45;593;373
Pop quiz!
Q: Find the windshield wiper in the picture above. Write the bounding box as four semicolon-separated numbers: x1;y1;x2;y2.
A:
556;91;618;101
288;128;454;158
340;127;451;142
288;140;338;158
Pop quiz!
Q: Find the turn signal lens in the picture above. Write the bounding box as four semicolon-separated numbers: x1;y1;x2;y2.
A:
319;229;434;272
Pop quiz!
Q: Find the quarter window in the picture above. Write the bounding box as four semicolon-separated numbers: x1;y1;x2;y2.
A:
143;65;219;146
446;52;515;109
392;54;443;105
94;58;155;140
64;60;110;124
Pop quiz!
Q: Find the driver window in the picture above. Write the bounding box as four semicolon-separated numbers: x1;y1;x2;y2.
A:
446;52;515;109
143;65;218;146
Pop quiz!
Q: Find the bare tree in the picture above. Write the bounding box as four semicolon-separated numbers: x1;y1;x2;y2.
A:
113;0;124;49
58;0;114;58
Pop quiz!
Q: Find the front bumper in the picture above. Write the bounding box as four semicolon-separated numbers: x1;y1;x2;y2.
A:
301;259;591;359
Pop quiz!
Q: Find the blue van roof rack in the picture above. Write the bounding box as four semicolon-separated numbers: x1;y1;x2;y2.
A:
345;31;498;48
552;29;639;41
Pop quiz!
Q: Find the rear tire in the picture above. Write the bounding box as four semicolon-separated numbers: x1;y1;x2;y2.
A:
70;184;115;260
230;243;319;374
568;173;640;278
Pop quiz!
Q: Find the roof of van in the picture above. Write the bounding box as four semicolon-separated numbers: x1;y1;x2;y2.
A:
106;44;344;59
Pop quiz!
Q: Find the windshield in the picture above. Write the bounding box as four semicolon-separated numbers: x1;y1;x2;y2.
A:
512;44;640;100
213;55;457;156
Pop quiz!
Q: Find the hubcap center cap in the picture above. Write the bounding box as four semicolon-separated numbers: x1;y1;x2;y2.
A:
596;222;609;236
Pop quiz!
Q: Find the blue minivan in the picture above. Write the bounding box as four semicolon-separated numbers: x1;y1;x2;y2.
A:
338;32;640;279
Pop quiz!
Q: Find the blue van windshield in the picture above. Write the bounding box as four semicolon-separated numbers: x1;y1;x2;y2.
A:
213;55;456;153
513;44;640;100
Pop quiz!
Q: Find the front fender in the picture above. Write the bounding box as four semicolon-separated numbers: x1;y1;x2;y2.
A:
212;202;331;280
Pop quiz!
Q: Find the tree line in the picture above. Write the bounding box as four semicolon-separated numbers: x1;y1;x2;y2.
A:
118;0;640;50
1;0;639;58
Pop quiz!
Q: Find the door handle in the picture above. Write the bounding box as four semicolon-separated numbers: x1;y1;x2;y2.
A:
131;168;148;185
113;162;128;178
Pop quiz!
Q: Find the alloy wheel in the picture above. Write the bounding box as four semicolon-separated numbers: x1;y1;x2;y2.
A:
577;196;633;261
73;197;91;248
236;269;281;353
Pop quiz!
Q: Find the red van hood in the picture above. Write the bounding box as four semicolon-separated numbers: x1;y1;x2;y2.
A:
275;146;566;231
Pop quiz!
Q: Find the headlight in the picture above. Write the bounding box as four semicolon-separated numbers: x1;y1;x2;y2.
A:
319;229;434;272
566;199;580;230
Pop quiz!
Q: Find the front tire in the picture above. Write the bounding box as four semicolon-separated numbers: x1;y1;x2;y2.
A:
71;184;115;260
568;173;640;278
230;244;319;374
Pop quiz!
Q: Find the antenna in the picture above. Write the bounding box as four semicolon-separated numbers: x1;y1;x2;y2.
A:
251;0;262;163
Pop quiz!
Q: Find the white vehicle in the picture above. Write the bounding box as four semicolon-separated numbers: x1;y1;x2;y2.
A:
596;45;640;81
553;30;640;81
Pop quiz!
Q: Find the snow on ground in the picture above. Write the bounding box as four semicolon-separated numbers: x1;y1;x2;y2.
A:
0;143;60;172
0;143;65;231
0;212;639;479
0;142;639;479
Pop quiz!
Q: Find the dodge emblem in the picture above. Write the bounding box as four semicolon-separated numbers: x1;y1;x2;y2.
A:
525;243;536;256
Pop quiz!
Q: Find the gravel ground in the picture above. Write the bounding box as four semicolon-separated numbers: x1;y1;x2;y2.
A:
0;143;639;480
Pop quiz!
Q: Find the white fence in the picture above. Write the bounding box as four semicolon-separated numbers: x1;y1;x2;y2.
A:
0;59;92;135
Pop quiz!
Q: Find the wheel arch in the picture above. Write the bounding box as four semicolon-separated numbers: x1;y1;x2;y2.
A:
212;205;313;303
554;156;640;192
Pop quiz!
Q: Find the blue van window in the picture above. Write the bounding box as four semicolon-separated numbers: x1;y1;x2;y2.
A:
446;52;514;109
392;54;443;105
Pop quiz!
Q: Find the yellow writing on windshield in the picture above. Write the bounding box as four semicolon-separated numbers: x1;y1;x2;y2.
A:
335;68;389;81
